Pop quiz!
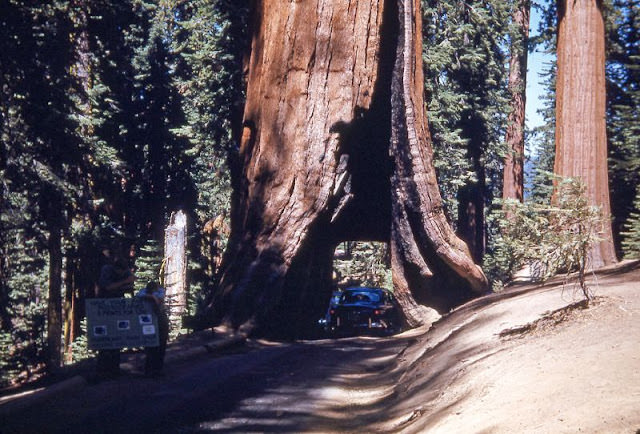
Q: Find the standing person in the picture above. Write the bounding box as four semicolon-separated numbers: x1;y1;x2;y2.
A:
97;256;135;298
136;281;169;377
95;255;135;378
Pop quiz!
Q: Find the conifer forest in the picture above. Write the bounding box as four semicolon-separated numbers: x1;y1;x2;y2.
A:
1;0;638;387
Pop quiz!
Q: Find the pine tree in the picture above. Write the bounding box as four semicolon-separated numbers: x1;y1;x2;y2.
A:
607;0;640;252
621;190;640;257
59;0;143;362
0;0;90;373
173;0;248;288
422;0;511;261
127;0;196;243
136;240;164;286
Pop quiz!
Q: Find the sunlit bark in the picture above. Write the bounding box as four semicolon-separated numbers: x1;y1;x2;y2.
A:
210;0;487;337
503;0;530;204
555;0;617;267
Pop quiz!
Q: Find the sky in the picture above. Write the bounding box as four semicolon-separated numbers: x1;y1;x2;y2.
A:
525;4;555;132
523;3;555;189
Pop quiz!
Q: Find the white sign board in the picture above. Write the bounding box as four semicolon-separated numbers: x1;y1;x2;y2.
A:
86;298;159;350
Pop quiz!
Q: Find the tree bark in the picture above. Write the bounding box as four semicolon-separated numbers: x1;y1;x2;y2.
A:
555;0;617;268
390;0;487;326
64;0;91;363
503;0;530;204
164;210;188;327
210;0;487;337
47;220;63;372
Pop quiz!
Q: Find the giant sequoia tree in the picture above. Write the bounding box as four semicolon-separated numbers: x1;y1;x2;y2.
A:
503;0;530;204
555;0;617;267
210;0;488;337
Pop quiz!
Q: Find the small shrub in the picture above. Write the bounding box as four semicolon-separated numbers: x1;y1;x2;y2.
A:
491;177;605;301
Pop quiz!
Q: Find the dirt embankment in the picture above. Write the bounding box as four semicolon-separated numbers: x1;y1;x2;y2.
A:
366;260;640;433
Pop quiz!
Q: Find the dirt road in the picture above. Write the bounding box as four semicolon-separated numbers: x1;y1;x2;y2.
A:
2;261;639;433
1;334;410;433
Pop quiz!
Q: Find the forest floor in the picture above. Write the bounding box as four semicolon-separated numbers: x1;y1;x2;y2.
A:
1;260;639;433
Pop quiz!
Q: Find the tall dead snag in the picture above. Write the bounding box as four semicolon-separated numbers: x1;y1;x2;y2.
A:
164;211;188;328
211;0;487;337
555;0;617;267
502;0;530;204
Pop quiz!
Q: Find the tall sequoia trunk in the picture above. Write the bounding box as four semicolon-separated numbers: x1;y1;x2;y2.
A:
390;0;487;325
555;0;617;268
211;0;487;337
503;0;530;204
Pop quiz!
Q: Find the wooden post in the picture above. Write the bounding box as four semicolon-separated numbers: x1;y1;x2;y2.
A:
164;210;187;329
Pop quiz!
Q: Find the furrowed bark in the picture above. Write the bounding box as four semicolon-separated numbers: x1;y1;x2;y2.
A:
210;0;488;337
503;0;530;204
555;0;617;268
213;0;388;337
389;0;488;327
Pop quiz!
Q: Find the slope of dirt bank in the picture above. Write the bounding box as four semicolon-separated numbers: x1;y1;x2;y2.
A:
368;260;640;433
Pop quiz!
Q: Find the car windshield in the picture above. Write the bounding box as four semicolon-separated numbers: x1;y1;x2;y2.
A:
341;290;382;304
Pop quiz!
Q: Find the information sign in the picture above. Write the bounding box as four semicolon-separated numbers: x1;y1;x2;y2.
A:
86;298;159;350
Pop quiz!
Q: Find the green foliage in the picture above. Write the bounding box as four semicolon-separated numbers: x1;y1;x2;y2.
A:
422;0;511;215
0;0;243;385
0;232;48;387
172;0;247;296
491;178;605;300
333;242;392;289
136;240;164;288
621;190;640;258
68;318;96;363
174;0;245;223
606;0;640;249
1;0;83;377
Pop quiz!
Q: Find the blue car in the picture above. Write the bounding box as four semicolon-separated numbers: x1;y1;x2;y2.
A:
325;287;401;336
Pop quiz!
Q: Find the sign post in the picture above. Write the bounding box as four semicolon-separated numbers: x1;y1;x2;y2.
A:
86;298;159;350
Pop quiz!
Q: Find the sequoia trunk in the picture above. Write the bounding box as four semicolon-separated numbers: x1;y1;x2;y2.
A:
555;0;617;267
211;0;487;337
503;0;530;204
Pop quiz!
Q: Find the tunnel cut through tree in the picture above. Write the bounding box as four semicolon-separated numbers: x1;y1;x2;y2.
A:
208;0;488;338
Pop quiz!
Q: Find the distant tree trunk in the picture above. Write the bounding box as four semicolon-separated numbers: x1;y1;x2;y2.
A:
503;0;530;204
457;167;486;263
64;0;91;363
210;0;487;337
63;262;74;363
46;217;63;372
555;0;617;267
